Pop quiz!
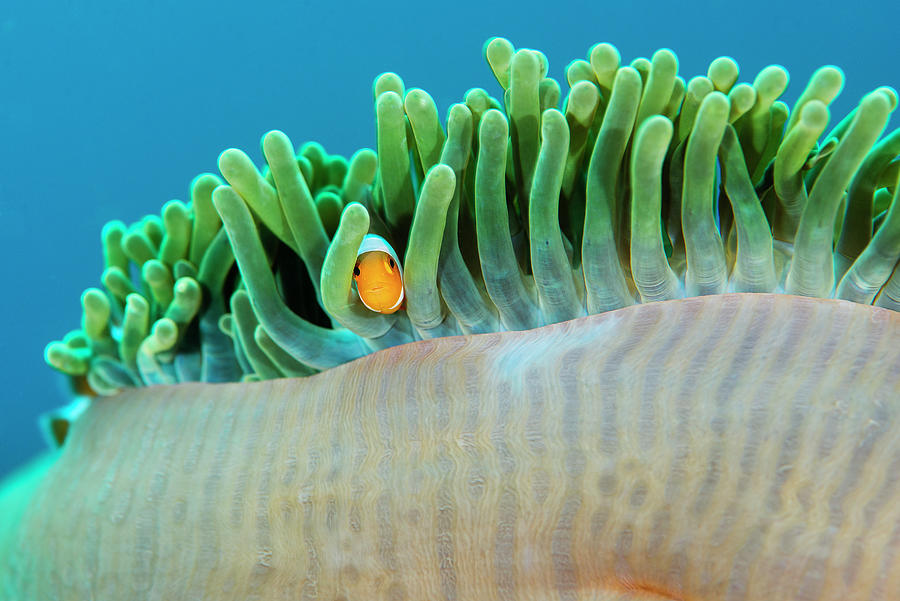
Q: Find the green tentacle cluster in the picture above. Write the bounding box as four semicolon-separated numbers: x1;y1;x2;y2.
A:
46;37;900;395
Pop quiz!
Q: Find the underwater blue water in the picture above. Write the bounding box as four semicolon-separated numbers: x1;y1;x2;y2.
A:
0;0;898;478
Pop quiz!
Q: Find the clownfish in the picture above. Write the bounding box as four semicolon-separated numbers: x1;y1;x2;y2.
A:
353;234;405;314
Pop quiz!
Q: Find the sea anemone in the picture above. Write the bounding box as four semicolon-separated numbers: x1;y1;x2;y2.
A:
3;37;900;599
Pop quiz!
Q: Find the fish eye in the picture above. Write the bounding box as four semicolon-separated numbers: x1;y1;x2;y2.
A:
389;258;395;269
353;265;360;277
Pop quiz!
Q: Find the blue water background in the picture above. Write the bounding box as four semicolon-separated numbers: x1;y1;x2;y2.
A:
1;0;898;478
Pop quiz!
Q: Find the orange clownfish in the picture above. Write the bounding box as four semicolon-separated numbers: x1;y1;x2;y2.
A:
353;234;405;314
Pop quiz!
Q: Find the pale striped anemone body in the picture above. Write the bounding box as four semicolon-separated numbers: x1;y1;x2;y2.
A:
3;37;900;598
4;295;900;599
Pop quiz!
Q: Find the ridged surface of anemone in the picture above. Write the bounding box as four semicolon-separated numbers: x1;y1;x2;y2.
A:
5;294;900;599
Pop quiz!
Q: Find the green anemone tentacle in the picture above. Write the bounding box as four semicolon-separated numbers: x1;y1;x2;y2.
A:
630;115;681;303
